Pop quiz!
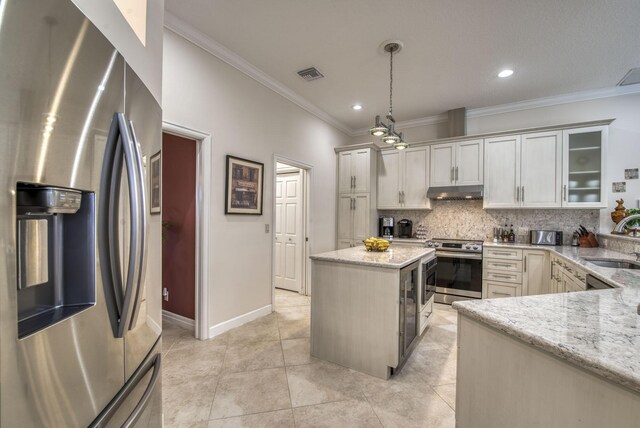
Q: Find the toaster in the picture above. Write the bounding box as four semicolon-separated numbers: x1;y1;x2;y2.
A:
530;230;563;246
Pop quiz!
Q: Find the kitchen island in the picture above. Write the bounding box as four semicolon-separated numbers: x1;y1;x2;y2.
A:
453;245;640;428
310;245;435;379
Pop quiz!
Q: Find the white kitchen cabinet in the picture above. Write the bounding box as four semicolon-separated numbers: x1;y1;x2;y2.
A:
483;135;520;208
338;148;371;194
456;140;484;186
485;131;562;209
377;147;430;209
430;143;455;187
377;150;401;208
430;139;483;187
522;250;550;295
483;247;551;298
336;193;371;248
562;126;607;208
336;146;377;249
520;132;562;208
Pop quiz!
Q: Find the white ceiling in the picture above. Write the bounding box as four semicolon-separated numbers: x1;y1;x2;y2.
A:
165;0;640;134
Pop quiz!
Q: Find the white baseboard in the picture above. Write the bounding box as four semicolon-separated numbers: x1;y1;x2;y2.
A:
208;304;272;338
162;310;195;331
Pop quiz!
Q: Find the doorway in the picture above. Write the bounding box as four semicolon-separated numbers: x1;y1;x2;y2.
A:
272;158;311;307
161;132;197;332
161;123;211;340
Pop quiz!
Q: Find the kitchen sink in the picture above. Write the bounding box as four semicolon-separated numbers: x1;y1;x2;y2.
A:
583;258;640;269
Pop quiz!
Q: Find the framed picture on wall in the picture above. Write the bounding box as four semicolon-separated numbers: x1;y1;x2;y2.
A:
225;155;264;215
150;150;162;214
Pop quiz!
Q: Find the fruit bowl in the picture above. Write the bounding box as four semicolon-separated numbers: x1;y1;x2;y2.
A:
363;237;390;252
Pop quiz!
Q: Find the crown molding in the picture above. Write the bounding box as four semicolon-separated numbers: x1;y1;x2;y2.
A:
164;12;354;136
352;113;448;136
466;85;640;119
353;85;640;136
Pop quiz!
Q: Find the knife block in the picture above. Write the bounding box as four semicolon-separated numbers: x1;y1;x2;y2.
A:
579;233;599;248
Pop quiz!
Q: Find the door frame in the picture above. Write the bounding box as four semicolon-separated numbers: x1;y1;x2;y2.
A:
162;121;211;340
271;155;312;306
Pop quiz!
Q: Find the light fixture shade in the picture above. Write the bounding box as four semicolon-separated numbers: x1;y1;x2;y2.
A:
369;115;388;137
370;126;388;137
383;134;400;144
393;141;408;150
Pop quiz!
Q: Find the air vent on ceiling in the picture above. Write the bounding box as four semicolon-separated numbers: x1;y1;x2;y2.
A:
297;67;324;81
617;68;640;86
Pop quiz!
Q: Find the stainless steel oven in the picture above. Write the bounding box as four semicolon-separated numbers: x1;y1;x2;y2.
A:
427;239;483;304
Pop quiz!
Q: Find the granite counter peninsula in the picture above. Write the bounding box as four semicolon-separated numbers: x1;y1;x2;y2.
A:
310;246;435;379
453;244;640;428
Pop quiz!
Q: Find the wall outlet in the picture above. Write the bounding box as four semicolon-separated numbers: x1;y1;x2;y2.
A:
162;287;169;302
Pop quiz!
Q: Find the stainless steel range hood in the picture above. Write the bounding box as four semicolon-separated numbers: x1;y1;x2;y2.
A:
427;185;484;200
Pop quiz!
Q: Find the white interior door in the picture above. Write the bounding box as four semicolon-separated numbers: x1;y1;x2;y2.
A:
275;177;284;288
276;172;302;292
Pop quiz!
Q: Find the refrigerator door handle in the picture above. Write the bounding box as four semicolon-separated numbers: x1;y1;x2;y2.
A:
99;114;127;336
122;353;161;427
89;352;161;428
117;113;143;338
127;120;148;330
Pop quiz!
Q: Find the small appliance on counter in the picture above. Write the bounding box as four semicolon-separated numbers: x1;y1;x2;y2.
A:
530;230;563;246
379;216;394;239
397;219;413;239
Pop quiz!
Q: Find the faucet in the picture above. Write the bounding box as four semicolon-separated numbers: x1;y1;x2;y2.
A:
612;214;640;235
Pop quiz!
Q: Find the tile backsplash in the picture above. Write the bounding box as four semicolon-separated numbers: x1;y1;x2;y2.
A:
380;200;600;245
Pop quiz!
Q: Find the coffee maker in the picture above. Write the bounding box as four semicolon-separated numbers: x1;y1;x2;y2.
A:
379;216;394;239
397;219;413;239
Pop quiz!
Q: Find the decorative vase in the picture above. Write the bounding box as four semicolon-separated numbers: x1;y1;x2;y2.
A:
611;199;628;225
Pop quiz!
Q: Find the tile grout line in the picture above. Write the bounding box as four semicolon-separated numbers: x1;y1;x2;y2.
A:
277;301;298;428
206;337;229;422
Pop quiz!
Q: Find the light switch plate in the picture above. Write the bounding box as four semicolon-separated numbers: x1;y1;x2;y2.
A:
265;224;270;233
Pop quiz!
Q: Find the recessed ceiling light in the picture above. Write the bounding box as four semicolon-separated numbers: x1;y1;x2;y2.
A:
352;104;363;110
498;69;514;78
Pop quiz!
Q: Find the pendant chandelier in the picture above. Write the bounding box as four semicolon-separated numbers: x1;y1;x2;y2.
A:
369;41;408;150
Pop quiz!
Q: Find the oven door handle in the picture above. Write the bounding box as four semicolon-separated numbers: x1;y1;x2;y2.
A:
436;251;482;260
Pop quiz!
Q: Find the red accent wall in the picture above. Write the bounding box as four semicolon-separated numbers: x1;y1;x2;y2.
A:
162;133;196;320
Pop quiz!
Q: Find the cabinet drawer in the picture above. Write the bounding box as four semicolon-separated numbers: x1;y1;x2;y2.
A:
485;281;521;299
484;248;523;260
483;259;522;272
483;270;522;284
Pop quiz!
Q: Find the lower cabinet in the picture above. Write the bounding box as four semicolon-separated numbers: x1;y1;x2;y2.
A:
485;281;522;299
485;248;585;299
483;248;550;298
523;250;550;295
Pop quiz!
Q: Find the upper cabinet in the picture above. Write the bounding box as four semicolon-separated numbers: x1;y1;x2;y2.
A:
336;147;377;248
484;131;563;209
377;146;430;210
430;139;483;187
484;126;607;209
520;131;563;208
562;126;607;208
338;148;371;194
484;135;521;208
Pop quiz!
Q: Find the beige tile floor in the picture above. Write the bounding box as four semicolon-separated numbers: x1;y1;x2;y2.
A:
162;289;458;427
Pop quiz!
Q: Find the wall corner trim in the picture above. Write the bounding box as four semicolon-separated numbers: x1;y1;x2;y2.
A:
208;304;273;339
163;12;353;137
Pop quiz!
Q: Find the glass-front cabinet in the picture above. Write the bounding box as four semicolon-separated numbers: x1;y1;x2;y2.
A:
562;126;607;208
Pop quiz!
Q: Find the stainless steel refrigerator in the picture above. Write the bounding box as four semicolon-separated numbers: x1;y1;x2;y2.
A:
0;0;163;426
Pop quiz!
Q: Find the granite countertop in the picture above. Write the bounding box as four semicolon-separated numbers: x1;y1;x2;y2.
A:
455;243;640;394
310;246;435;269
